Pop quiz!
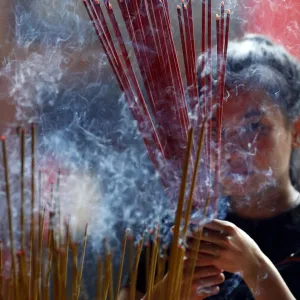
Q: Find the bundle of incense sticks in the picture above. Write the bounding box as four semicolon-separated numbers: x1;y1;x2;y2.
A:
1;124;213;300
1;118;216;299
0;1;231;298
83;0;230;209
0;128;89;300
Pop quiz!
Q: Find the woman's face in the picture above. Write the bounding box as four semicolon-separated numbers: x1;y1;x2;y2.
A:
220;89;293;197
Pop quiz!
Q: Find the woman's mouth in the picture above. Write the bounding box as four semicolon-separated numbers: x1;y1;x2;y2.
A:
221;160;255;178
228;157;251;175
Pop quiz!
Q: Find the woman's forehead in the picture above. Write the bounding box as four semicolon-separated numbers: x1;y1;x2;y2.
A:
222;89;282;122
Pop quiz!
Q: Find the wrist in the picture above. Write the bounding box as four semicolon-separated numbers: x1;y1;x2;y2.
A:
242;249;270;285
241;251;296;300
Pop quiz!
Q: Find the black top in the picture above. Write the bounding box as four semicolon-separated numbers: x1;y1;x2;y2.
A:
134;204;300;299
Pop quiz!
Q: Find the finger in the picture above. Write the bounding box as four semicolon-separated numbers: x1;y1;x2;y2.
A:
204;219;236;234
194;266;222;279
195;285;220;298
186;231;228;250
198;242;224;257
185;250;214;266
201;229;230;246
185;237;202;251
192;266;223;280
183;265;222;281
195;253;217;267
194;273;225;288
187;228;230;249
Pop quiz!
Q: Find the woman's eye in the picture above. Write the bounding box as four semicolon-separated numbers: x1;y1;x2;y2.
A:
247;122;266;133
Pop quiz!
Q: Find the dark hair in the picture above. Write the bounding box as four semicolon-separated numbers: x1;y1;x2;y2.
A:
198;34;300;188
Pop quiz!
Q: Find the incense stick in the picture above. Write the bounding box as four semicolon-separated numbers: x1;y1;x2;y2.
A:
62;221;70;293
0;241;2;299
103;252;112;300
38;207;46;298
1;136;18;299
174;246;185;300
96;257;103;300
55;170;61;246
177;6;189;85
215;8;230;209
148;235;159;300
30;123;37;300
17;250;28;299
129;240;143;300
128;232;134;275
20;128;26;251
167;128;193;299
115;230;128;299
182;119;206;238
77;223;88;299
71;243;78;299
145;237;150;293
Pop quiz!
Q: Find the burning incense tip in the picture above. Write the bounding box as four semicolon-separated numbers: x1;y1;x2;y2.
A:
227;9;231;14
184;4;187;9
0;136;5;141
181;0;184;3
216;14;220;20
108;2;112;9
177;5;181;10
221;1;225;6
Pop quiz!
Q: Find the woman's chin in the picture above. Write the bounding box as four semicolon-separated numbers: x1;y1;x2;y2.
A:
221;173;274;198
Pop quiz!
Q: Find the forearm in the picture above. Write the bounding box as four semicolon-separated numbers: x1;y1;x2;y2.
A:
243;253;295;300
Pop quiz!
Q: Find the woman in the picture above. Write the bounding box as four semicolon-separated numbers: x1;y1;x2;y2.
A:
119;34;300;299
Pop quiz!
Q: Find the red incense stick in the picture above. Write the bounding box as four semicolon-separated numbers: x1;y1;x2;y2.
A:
83;0;166;171
83;0;231;213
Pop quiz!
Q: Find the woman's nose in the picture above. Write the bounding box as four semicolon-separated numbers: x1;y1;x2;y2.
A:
222;128;251;152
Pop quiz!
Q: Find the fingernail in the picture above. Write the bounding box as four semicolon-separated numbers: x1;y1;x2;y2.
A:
170;226;174;234
196;287;209;295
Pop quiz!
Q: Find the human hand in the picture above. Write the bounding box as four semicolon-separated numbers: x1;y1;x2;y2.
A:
194;219;263;278
147;264;224;300
184;233;225;299
182;264;225;299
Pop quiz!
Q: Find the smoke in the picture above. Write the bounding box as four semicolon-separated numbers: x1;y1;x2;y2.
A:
0;0;251;247
0;0;174;256
1;0;300;296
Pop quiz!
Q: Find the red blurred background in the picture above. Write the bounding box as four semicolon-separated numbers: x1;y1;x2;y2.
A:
245;0;300;59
